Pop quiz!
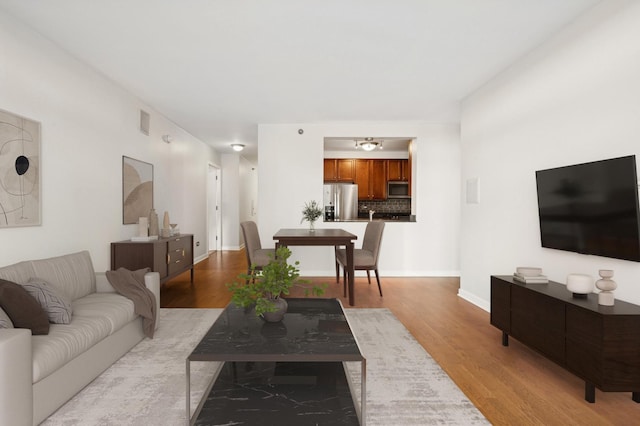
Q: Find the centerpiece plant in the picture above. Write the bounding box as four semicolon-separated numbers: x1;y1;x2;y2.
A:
301;200;324;231
227;246;325;321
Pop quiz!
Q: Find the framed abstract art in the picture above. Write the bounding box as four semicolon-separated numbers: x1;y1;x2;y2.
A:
122;156;153;224
0;109;41;228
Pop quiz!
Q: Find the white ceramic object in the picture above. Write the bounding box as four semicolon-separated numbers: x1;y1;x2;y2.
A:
596;269;616;306
516;267;543;277
566;273;594;296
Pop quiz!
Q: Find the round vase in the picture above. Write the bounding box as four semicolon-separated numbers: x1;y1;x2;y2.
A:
261;298;288;322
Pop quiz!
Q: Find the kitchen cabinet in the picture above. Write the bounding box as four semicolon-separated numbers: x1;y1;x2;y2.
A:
387;159;410;181
110;234;194;284
324;159;355;182
355;159;386;200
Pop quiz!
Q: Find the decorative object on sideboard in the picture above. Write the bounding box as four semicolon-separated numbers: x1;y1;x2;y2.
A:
595;269;616;306
0;108;41;228
148;208;159;237
170;223;179;236
512;266;548;284
161;211;171;238
566;273;594;298
137;216;148;237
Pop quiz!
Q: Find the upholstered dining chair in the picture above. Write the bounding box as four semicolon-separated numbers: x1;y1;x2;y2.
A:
335;221;385;297
240;221;275;276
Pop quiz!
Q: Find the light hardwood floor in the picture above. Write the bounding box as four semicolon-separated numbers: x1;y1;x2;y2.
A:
161;250;639;425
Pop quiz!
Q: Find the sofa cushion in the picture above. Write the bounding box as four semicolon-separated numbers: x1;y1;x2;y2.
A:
72;292;137;334
0;306;13;328
23;278;73;324
0;279;49;335
0;260;35;285
28;251;96;301
32;315;113;382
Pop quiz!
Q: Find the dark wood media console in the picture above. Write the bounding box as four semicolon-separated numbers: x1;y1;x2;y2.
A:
491;275;640;403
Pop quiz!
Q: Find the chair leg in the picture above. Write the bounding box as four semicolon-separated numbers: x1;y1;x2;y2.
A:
366;270;371;284
374;269;382;297
343;267;347;297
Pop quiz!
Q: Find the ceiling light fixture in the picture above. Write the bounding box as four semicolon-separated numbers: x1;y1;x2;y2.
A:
359;137;379;151
231;144;244;152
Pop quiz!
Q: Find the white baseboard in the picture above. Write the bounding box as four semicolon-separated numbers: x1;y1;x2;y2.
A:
457;289;490;312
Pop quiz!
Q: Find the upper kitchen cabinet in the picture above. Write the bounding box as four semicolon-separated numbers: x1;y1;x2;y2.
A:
355;159;387;200
387;159;410;181
324;159;355;182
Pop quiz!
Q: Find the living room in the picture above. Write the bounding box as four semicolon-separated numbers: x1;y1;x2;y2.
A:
2;0;640;424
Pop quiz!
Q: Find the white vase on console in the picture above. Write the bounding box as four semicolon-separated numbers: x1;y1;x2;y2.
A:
596;269;616;306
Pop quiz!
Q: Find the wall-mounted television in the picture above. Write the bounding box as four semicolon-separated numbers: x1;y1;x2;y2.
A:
535;155;640;262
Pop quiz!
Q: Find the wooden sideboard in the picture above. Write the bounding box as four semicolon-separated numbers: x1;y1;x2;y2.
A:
111;234;194;284
490;275;640;403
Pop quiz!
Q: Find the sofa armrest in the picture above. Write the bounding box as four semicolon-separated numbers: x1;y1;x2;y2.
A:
0;329;33;426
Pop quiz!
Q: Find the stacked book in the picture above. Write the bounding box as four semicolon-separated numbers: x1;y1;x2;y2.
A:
513;267;549;284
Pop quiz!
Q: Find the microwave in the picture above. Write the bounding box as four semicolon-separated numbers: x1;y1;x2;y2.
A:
388;181;410;198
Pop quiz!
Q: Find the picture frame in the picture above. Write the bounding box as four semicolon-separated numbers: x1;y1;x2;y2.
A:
0;109;41;228
122;156;153;224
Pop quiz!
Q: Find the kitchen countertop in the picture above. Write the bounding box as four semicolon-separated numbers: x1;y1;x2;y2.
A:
325;215;415;223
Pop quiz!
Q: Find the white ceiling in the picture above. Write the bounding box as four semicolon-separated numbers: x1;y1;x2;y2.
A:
0;0;600;163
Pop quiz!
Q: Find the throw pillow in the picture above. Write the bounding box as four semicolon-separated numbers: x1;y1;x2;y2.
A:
0;278;49;335
0;306;13;328
23;278;73;324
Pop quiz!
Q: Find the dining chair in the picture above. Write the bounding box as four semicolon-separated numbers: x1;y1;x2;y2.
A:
240;221;275;276
335;221;385;297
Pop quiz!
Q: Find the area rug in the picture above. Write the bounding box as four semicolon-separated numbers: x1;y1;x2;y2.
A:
42;308;488;425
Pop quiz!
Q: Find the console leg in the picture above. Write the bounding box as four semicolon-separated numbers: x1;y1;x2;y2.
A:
633;392;640;403
585;382;595;403
502;331;509;347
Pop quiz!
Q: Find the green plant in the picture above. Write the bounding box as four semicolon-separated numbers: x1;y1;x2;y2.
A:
226;246;325;316
301;200;323;224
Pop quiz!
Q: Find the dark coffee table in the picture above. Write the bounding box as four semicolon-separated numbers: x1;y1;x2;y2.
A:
186;298;366;425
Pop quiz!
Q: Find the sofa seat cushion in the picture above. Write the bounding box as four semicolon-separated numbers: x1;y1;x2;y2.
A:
32;315;113;382
72;293;137;334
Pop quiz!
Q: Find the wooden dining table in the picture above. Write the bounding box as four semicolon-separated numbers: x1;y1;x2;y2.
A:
273;228;358;306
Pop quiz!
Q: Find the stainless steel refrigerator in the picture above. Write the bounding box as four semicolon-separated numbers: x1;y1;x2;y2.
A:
323;183;358;221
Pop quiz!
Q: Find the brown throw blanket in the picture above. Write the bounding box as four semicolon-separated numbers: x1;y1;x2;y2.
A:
106;267;156;338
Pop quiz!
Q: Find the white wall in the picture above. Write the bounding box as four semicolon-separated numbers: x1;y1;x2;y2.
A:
0;11;220;270
459;1;640;309
257;122;461;277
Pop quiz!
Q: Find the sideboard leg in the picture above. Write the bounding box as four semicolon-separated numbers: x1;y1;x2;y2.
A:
502;331;509;347
585;382;595;403
632;392;640;403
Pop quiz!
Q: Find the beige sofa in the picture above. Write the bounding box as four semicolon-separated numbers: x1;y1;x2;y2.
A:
0;251;160;426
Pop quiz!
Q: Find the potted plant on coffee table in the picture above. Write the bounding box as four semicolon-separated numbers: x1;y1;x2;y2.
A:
227;246;325;322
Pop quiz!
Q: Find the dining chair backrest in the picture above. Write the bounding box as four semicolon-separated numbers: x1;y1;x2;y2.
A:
361;221;385;266
240;221;262;264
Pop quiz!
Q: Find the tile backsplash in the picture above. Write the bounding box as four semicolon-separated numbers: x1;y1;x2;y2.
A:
358;199;411;214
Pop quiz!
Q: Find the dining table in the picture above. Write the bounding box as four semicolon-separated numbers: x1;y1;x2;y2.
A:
273;228;358;306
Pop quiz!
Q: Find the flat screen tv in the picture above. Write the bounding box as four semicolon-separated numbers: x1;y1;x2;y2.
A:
535;155;640;262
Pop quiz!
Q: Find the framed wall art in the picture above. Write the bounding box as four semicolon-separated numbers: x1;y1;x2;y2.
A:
122;156;153;224
0;109;41;228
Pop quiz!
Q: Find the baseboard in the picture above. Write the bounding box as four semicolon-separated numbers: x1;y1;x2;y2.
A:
457;289;489;312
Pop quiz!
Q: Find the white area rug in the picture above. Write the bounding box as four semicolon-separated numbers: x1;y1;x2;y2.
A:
42;308;488;425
